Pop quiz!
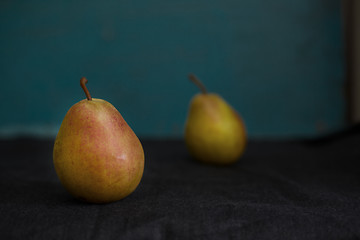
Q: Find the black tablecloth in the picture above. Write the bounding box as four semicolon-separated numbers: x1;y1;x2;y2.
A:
1;126;360;240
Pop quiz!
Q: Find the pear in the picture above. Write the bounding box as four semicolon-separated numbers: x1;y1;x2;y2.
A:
185;74;247;165
53;77;144;203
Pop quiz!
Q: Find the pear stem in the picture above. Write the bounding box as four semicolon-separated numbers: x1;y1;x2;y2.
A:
80;77;92;101
188;73;207;94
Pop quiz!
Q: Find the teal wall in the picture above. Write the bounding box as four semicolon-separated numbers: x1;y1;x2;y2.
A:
0;0;345;138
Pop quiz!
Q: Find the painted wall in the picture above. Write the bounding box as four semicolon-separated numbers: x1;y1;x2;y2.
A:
0;0;345;138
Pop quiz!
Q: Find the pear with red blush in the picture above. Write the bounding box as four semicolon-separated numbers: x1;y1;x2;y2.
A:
53;77;144;203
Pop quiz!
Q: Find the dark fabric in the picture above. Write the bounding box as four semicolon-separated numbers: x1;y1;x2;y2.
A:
1;127;360;240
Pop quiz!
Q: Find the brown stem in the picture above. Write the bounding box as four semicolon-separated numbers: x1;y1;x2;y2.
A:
80;77;92;101
188;73;207;94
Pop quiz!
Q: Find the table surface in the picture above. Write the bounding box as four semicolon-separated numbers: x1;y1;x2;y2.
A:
1;127;360;240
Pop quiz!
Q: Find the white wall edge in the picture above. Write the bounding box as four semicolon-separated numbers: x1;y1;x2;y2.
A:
0;125;59;139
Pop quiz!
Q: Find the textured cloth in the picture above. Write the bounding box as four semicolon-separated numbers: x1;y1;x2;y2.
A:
1;127;360;239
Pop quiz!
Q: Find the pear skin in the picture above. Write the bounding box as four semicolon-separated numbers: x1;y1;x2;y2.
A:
185;74;246;165
53;78;144;203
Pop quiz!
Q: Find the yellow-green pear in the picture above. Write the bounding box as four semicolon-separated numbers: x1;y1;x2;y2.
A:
185;74;247;165
53;77;144;203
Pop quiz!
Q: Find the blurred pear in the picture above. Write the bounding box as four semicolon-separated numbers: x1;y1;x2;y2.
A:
185;74;247;165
